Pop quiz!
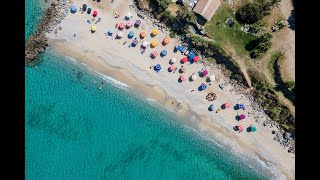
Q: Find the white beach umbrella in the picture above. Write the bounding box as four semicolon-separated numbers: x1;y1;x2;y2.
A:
117;31;123;37
170;58;177;64
127;12;132;18
191;74;198;80
142;41;149;47
210;75;216;81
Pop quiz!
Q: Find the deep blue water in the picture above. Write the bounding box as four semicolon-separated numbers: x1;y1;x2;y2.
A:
25;0;272;179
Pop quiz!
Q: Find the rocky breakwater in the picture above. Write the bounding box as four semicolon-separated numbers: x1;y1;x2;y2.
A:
25;0;73;66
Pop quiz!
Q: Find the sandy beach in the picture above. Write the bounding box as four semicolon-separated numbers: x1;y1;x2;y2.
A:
46;0;295;179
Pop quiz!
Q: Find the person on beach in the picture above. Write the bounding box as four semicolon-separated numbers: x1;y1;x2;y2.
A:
191;90;195;92
216;108;220;113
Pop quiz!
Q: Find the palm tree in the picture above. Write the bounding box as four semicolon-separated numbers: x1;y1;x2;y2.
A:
261;0;281;15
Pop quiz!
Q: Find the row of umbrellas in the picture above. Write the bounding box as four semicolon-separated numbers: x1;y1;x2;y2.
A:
236;125;257;132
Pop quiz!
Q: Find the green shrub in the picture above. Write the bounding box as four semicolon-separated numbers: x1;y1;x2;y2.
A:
236;4;264;24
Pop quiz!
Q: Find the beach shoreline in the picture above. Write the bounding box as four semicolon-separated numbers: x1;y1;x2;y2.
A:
43;0;294;179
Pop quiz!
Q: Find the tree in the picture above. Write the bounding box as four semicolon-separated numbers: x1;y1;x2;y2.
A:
156;0;170;11
236;4;264;24
261;0;281;15
249;33;273;58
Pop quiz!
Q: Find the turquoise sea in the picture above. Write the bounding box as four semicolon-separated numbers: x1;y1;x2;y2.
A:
25;0;274;179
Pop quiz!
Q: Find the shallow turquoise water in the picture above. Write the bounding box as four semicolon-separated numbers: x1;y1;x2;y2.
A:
25;0;272;179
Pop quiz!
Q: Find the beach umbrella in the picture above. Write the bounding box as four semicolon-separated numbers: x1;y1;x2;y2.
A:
176;45;182;51
87;8;92;14
91;26;97;32
202;70;208;76
140;31;146;38
126;12;132;19
132;39;138;45
180;75;186;81
191;74;197;80
70;5;77;13
119;23;124;29
181;66;186;73
161;50;168;56
117;31;123;37
200;83;207;90
152;51;158;58
170;58;177;64
251;126;257;132
97;0;101;2
239;114;246;120
181;57;188;63
82;4;87;11
238;125;244;131
128;31;134;37
238;103;245;109
155;64;161;72
210;104;216;111
189;52;195;59
108;28;114;34
210;75;216;81
163;37;169;45
126;22;131;28
224;103;230;109
169;65;176;72
142;41;148;47
151;40;157;47
135;20;141;26
93;10;98;17
193;56;199;62
152;29;158;36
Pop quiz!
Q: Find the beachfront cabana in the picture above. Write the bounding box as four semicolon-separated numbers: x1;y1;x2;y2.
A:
224;103;230;109
82;4;87;11
118;23;125;30
117;31;123;38
154;64;161;72
135;20;141;27
152;51;158;58
140;31;146;38
191;74;198;81
181;66;186;73
200;83;207;90
169;65;175;72
126;12;132;20
180;75;186;82
142;41;149;47
93;10;98;17
193;56;199;62
128;31;134;38
87;8;92;14
151;40;157;47
170;58;177;64
202;70;208;76
126;22;132;28
181;57;188;64
239;114;246;120
132;39;138;46
151;29;158;36
91;26;97;32
161;50;168;56
163;37;169;45
210;75;216;81
70;5;77;13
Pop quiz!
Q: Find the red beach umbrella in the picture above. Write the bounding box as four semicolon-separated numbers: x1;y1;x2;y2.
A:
180;75;186;81
238;125;244;131
193;56;199;62
93;10;98;17
152;51;158;58
169;65;175;72
181;57;188;63
224;103;230;108
240;114;246;120
202;70;208;76
119;23;125;29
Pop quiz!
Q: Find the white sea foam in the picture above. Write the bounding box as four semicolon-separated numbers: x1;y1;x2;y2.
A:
65;55;77;62
95;71;131;90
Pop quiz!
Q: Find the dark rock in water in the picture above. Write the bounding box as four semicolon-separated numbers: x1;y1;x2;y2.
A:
76;71;83;79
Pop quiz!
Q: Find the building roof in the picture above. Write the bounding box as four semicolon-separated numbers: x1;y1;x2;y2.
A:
192;0;221;21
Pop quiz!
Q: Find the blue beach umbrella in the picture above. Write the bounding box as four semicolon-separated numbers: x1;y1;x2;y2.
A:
189;52;195;59
237;103;245;109
128;31;134;37
135;20;141;26
70;5;77;13
176;45;182;51
201;83;207;90
161;50;168;56
154;64;162;72
132;39;138;46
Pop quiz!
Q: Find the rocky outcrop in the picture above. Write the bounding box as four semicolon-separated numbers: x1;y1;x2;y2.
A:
25;0;73;66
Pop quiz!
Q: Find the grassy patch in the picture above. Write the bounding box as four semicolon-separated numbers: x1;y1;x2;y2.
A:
268;51;283;79
204;2;259;59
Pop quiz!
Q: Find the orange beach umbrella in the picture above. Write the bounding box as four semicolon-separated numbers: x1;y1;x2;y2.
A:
140;31;146;38
163;37;169;45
